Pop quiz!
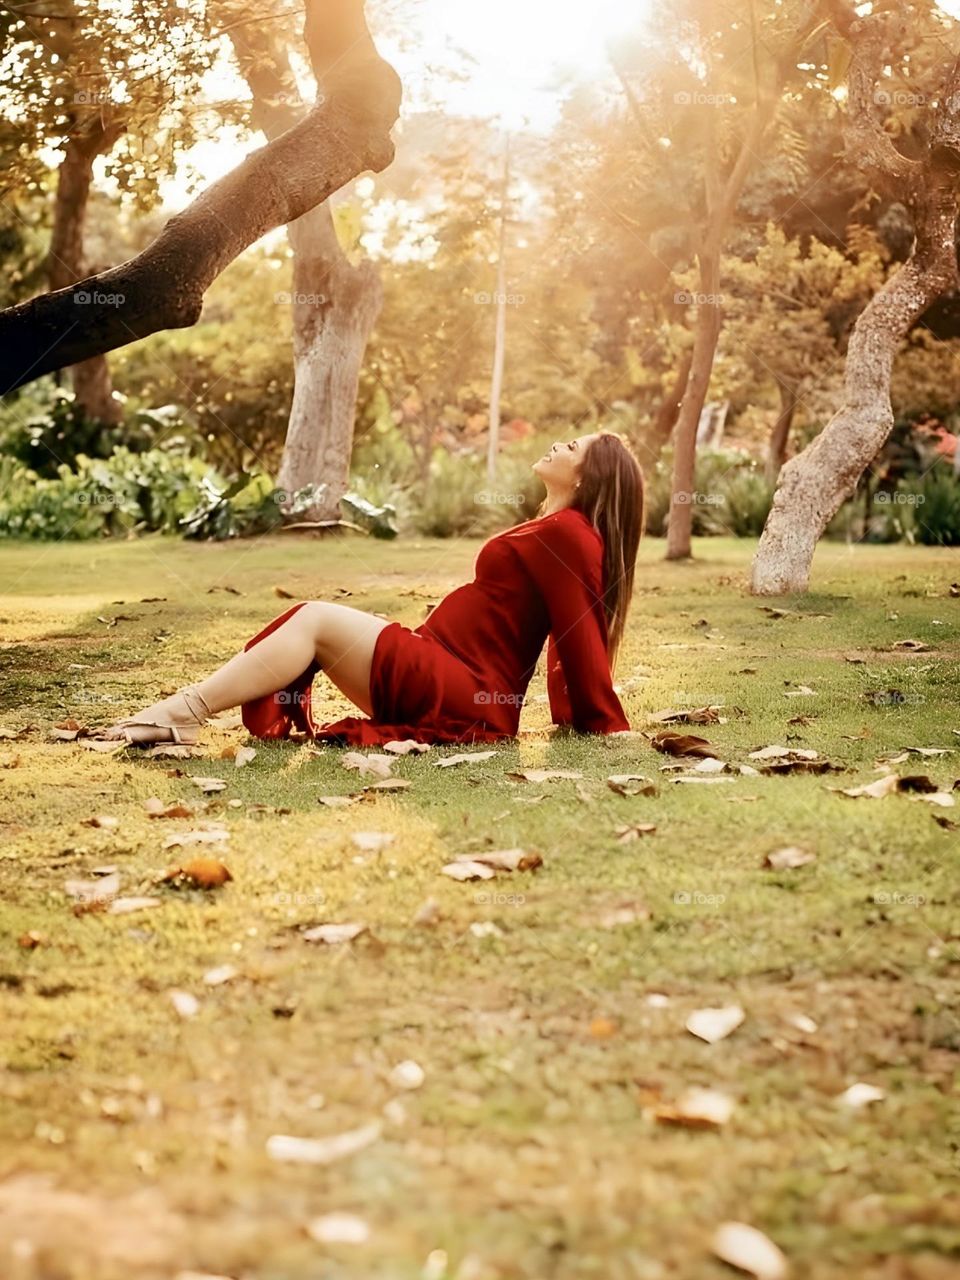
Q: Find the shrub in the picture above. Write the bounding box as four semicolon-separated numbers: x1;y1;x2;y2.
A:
901;463;960;546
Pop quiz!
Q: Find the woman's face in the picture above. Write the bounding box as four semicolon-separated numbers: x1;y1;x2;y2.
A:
532;433;599;489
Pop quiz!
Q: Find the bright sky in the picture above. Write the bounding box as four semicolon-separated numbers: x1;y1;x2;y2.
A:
153;0;646;208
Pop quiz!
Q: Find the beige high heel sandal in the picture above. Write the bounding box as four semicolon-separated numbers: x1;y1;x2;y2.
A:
99;687;213;747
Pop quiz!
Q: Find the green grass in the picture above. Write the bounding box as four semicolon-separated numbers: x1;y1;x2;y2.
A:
0;533;958;1280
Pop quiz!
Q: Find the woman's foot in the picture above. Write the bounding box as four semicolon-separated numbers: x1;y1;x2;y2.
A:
99;686;213;747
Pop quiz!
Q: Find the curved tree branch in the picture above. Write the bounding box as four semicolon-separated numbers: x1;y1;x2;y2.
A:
0;0;400;394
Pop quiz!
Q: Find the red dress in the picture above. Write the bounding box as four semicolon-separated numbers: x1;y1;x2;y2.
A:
241;507;630;745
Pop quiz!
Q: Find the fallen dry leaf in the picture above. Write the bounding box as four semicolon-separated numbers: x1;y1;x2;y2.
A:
615;823;657;842
65;872;121;904
301;922;367;944
441;860;495;882
832;774;936;800
144;798;195;819
234;746;256;768
748;745;818;762
686;1005;745;1044
202;964;237;987
711;1221;788;1280
506;768;583;783
412;898;441;926
433;751;497;768
273;585;296;599
650;731;718;759
449;848;542;873
266;1123;381;1165
783;684;816;697
18;930;43;949
51;719;84;741
318;794;361;808
649;705;725;725
169;990;199;1019
160;858;233;889
189;776;227;793
388;1060;425;1090
891;638;929;652
655;1087;735;1129
607;773;657;797
161;826;229;850
365;777;412;791
80;738;126;754
836;1082;884;1108
341;751;395;779
384;739;431;755
81;814;120;830
764;847;816;870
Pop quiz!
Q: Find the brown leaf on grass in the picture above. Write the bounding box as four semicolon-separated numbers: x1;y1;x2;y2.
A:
832;774;940;800
747;742;810;761
190;776;227;793
144;798;194;819
933;814;959;830
615;823;657;842
19;930;43;949
891;638;930;652
758;606;793;619
341;751;395;778
650;731;718;759
383;739;431;755
81;815;119;830
441;859;495;881
51;719;84;741
65;872;121;904
711;1221;788;1280
160;858;233;889
648;705;725;725
433;751;497;768
273;585;296;599
301;922;367;945
142;744;200;760
443;848;542;879
786;715;816;727
506;768;583;783
364;778;412;791
654;1087;735;1129
686;1005;745;1043
764;846;816;870
589;1016;617;1039
266;1122;381;1164
607;773;657;797
761;759;841;776
412;898;441;926
318;794;361;808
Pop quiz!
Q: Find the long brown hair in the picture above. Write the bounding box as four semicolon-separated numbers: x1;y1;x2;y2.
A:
538;430;645;672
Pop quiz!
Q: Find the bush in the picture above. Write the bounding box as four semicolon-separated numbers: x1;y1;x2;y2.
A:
901;463;960;546
642;447;773;538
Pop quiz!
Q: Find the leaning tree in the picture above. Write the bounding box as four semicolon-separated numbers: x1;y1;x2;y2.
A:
752;0;960;594
0;0;401;396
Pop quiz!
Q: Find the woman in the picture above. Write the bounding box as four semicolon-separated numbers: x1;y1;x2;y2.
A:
102;430;644;747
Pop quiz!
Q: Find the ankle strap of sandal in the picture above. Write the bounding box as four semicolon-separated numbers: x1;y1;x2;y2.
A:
181;686;213;725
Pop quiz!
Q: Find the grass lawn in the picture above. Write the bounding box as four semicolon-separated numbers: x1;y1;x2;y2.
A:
0;532;958;1280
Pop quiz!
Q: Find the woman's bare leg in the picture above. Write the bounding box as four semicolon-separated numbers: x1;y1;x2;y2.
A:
103;603;390;741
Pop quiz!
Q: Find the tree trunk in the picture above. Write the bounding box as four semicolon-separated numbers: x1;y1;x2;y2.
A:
652;346;693;448
751;0;960;594
0;0;400;391
48;130;123;424
766;382;797;483
228;17;384;522
751;204;958;593
665;251;722;559
276;208;382;518
486;134;510;483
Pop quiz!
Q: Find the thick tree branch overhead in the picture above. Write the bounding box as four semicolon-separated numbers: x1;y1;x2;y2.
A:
0;0;401;394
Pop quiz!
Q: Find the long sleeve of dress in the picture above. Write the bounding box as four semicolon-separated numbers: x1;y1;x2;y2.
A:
521;513;630;735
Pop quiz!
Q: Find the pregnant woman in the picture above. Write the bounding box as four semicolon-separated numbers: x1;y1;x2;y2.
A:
101;430;644;747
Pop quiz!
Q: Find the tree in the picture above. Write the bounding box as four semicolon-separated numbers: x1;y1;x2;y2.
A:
752;0;960;594
226;5;383;521
0;0;401;395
